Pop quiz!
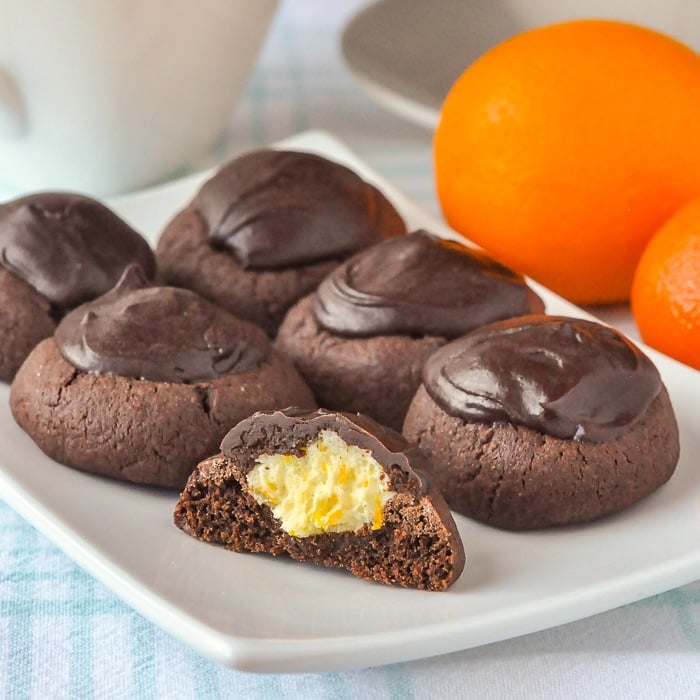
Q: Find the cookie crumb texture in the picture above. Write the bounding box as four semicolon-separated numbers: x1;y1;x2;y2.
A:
174;415;465;590
403;384;680;530
0;269;56;382
9;339;316;488
276;294;444;431
156;206;341;336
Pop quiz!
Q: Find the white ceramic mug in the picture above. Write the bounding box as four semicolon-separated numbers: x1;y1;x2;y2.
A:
0;0;278;195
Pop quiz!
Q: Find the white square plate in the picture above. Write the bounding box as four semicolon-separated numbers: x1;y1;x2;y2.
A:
1;130;699;673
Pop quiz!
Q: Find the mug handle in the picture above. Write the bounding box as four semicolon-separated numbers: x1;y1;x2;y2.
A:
0;70;25;138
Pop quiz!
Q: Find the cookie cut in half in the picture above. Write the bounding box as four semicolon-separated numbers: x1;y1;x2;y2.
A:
174;408;465;591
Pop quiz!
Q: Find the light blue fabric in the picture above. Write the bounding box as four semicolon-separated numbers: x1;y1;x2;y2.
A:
1;2;699;697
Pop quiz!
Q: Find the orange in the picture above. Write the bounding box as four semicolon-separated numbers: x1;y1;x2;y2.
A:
434;20;700;304
631;197;700;370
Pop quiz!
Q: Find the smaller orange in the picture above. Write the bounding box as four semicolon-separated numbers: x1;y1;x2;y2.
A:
631;198;700;370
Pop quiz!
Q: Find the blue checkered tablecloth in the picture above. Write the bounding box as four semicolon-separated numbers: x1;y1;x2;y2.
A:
1;2;699;698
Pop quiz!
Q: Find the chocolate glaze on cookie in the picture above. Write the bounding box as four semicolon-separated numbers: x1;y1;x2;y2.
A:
0;193;155;309
55;266;270;383
277;231;545;431
423;315;662;442
313;231;544;337
222;407;427;489
195;149;406;269
403;381;678;529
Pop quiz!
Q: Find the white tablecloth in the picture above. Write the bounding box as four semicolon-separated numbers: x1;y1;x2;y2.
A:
1;2;698;697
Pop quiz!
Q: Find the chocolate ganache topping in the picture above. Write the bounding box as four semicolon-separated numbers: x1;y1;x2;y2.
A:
194;149;405;269
221;407;429;493
0;192;156;309
313;230;543;337
55;266;270;383
422;316;661;442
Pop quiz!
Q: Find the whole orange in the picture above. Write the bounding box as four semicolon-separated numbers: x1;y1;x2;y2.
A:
631;197;700;369
434;20;700;304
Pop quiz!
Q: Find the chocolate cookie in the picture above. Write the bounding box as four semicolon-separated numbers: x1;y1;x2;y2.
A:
174;408;465;591
403;316;680;530
276;231;544;431
10;268;316;488
0;192;156;381
156;149;406;335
